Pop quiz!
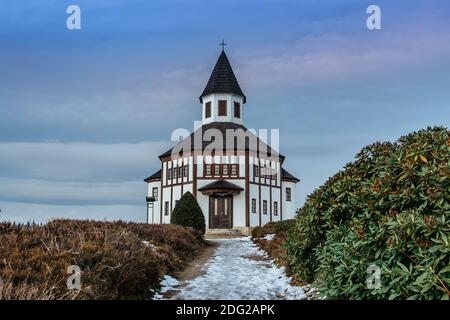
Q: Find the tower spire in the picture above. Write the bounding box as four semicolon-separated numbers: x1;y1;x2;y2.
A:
199;48;246;103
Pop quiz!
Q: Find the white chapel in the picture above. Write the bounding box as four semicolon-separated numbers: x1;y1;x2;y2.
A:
145;48;299;234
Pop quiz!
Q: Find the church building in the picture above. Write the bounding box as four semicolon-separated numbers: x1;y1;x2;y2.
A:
145;48;299;234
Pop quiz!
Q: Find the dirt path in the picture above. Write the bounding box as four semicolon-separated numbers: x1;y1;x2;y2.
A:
156;237;307;300
173;240;219;281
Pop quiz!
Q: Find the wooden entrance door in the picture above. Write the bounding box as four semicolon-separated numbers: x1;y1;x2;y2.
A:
209;196;232;229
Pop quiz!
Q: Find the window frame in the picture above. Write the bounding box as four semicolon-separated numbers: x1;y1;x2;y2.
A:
152;187;158;199
184;165;189;180
253;164;259;179
230;164;238;176
234;101;240;118
263;200;268;214
213;164;220;176
286;187;292;202
205;101;211;118
218;100;227;116
222;164;229;176
205;164;212;176
274;201;278;216
252;198;256;213
164;201;169;216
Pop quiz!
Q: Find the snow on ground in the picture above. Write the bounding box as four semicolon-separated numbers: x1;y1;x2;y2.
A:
157;237;306;300
262;233;275;241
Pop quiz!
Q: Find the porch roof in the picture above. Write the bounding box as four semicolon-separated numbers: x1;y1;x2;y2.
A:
198;179;244;195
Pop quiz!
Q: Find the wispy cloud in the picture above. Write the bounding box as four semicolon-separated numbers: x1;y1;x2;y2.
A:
237;17;450;90
0;141;168;182
0;201;144;224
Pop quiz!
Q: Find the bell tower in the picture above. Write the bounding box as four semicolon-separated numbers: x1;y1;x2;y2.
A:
199;44;246;125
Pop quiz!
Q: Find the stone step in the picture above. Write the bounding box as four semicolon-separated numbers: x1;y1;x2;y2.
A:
206;228;242;235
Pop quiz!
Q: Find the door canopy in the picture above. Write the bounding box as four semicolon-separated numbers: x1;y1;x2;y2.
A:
198;179;244;196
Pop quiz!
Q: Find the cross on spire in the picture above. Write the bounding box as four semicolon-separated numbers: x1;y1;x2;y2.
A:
219;39;227;51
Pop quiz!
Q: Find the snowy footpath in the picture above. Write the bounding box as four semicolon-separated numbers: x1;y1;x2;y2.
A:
156;237;307;300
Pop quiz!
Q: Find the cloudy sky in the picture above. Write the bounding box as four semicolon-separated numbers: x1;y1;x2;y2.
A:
1;0;449;223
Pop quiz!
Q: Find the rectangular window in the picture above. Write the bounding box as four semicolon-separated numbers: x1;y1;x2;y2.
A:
274;202;278;216
218;100;227;116
263;200;268;214
205;102;211;118
152;187;158;199
252;199;256;213
205;164;212;176
231;164;238;176
286;188;292;202
164;201;169;216
234;102;240;118
214;164;220;176
173;167;178;179
179;166;183;179
184;165;189;180
222;164;229;176
259;165;265;178
253;164;259;178
168;168;172;180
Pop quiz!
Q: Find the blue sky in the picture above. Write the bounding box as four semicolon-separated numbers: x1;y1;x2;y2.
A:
0;0;449;222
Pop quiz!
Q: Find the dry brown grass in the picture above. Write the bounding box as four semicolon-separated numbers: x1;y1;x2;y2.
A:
0;219;205;300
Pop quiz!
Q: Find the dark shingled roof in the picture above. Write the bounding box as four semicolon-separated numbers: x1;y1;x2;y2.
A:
159;122;284;160
200;51;246;103
198;179;244;192
282;168;300;183
144;169;161;182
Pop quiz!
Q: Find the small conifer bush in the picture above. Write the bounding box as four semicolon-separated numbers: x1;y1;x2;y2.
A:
171;192;206;235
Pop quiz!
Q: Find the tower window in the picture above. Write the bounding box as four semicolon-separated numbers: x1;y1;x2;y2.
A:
205;102;211;118
218;100;227;116
234;102;240;118
286;188;292;202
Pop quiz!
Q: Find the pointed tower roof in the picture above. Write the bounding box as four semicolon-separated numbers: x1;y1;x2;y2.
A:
199;50;246;103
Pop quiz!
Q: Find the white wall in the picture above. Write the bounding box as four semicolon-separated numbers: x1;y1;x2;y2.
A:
282;181;297;220
146;181;160;224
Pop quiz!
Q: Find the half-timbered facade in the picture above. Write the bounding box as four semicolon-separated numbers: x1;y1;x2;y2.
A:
145;49;299;234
